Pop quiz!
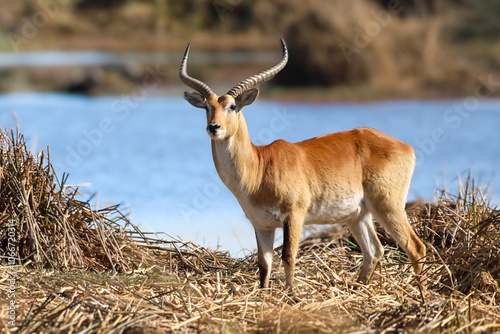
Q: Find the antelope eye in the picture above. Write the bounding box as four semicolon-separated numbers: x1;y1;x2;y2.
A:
229;104;237;111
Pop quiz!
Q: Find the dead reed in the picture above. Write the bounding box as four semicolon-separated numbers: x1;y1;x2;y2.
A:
0;128;150;272
408;178;500;297
0;128;499;333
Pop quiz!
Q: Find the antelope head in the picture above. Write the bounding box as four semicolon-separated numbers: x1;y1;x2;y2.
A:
179;38;288;141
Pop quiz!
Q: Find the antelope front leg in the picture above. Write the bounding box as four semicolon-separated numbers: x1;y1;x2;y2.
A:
255;228;275;288
282;213;304;287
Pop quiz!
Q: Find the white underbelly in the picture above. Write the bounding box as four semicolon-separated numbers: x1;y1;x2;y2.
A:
239;193;364;230
304;193;364;225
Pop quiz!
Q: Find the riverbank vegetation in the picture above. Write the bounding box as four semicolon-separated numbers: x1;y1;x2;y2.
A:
1;129;499;332
1;0;500;99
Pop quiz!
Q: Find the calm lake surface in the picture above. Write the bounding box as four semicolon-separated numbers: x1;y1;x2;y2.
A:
1;93;499;255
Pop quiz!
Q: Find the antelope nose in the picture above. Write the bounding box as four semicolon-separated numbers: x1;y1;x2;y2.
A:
207;123;221;135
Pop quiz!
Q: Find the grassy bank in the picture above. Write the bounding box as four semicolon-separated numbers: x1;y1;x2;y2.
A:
0;129;499;333
2;1;500;99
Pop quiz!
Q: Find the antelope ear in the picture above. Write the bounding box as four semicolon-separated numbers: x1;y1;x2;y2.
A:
235;88;259;108
184;91;207;108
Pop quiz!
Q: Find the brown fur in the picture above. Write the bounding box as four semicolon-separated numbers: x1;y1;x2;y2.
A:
184;90;426;289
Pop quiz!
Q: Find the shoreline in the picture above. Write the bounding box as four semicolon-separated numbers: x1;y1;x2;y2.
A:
3;83;500;103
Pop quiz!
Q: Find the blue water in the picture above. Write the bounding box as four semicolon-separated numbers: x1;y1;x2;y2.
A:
1;93;499;255
0;50;277;67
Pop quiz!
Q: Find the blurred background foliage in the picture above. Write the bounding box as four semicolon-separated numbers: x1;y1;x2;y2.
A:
0;0;500;99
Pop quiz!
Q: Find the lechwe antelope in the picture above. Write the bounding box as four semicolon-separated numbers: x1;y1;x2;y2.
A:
180;38;425;288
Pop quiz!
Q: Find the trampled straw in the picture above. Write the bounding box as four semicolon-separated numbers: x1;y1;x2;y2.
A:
0;128;498;333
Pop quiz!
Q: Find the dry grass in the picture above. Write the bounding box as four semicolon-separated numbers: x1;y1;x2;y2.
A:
0;128;499;333
0;128;150;272
271;0;480;97
2;0;500;99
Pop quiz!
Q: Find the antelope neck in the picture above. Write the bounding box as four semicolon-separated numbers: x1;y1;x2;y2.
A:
211;113;262;196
